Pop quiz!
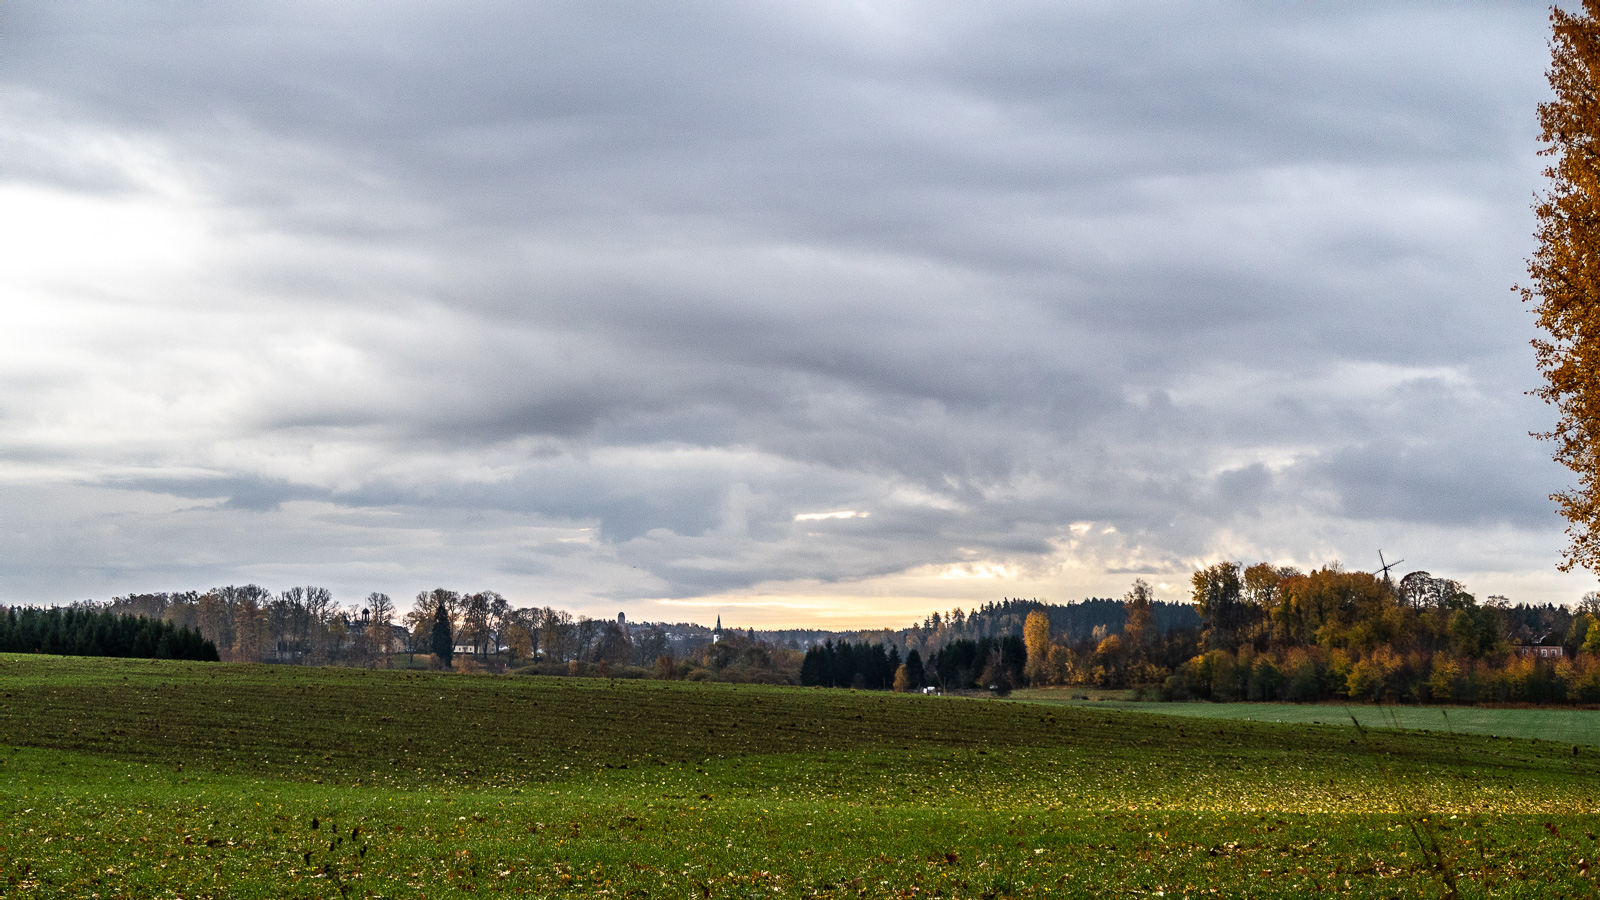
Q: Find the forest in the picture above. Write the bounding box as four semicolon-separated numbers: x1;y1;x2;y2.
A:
1140;563;1600;705
0;606;217;661
8;561;1600;705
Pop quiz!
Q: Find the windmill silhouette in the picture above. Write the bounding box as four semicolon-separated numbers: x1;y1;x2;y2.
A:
1373;550;1404;590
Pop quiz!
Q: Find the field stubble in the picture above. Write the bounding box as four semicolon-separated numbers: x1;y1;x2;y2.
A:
1;654;1597;898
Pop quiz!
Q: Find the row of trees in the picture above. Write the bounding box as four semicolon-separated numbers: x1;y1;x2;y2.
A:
403;589;641;669
686;630;804;684
406;589;723;673
891;597;1198;661
1186;563;1561;657
1017;580;1203;689
0;606;218;661
101;587;396;666
51;562;1600;706
72;582;1206;684
58;584;796;679
97;586;685;671
799;634;1031;694
799;641;907;689
926;636;1028;692
1184;562;1600;660
1161;646;1600;705
1011;562;1600;705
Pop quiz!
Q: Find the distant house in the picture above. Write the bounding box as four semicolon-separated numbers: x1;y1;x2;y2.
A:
1515;633;1565;660
345;620;409;654
452;632;505;656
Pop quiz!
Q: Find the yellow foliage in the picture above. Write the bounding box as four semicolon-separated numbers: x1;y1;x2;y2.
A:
1022;609;1051;683
1527;0;1600;573
1122;579;1155;651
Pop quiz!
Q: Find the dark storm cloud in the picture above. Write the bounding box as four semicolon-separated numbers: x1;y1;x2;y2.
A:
0;1;1579;607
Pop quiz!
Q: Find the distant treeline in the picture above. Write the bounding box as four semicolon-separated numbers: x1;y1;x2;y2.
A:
1089;564;1600;706
888;597;1199;659
928;636;1027;691
799;635;1028;693
1158;645;1600;705
95;587;740;673
1017;563;1600;704
54;567;1600;708
1040;598;1200;642
0;606;218;661
800;641;905;689
59;583;1186;682
793;568;1600;706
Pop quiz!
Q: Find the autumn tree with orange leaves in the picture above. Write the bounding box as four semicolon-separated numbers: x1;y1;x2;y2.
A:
1527;0;1600;575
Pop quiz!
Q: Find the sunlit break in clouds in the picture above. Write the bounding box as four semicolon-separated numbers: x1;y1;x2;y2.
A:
0;1;1589;626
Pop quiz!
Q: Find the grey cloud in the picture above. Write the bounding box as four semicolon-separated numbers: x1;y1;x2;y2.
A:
1210;464;1274;512
0;1;1580;610
105;476;329;512
1306;442;1555;529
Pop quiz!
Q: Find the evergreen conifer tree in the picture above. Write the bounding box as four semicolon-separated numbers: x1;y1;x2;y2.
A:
430;604;454;669
905;648;926;689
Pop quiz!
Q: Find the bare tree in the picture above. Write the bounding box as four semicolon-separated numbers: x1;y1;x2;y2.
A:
416;589;462;628
197;589;235;659
575;616;603;662
503;613;532;664
233;589;268;662
486;592;511;656
461;592;496;657
108;593;171;620
366;592;396;665
631;626;667;667
304;586;335;664
272;587;307;663
593;621;632;666
401;603;433;664
541;608;574;662
506;606;542;664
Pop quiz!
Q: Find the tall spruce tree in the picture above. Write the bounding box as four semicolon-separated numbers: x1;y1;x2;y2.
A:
904;648;926;689
430;603;454;669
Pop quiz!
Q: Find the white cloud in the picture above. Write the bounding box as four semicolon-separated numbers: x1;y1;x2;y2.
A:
794;510;869;521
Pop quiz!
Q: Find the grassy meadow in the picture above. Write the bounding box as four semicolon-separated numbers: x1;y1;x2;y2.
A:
1;654;1598;897
1010;689;1600;747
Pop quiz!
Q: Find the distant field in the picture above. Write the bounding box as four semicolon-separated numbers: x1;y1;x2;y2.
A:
1010;688;1600;746
2;654;1598;897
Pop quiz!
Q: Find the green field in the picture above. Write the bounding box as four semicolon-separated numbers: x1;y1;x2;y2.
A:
1010;690;1600;747
2;655;1598;897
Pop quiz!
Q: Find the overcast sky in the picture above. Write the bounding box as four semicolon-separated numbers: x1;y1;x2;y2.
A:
0;1;1587;626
